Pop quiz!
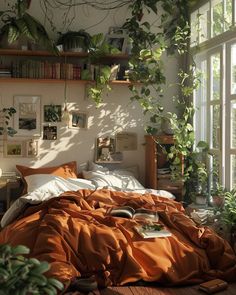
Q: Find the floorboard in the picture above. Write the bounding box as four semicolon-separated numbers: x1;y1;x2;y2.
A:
97;283;236;295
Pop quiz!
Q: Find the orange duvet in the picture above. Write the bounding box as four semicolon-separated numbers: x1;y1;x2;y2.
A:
0;188;236;290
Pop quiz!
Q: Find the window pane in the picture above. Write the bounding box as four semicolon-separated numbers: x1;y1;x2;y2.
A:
194;59;207;142
211;53;221;101
231;101;236;147
231;155;236;188
225;0;233;31
231;44;236;94
199;3;210;43
211;104;221;148
190;11;198;46
212;0;224;36
209;153;221;189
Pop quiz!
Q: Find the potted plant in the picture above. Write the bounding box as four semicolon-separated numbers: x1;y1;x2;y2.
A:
0;0;57;53
210;183;226;208
57;30;91;52
0;243;63;295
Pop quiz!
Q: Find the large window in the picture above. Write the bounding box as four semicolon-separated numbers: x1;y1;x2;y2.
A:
192;0;236;189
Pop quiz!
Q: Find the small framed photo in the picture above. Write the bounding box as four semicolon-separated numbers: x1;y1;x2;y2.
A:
69;111;88;129
26;139;38;157
4;141;24;157
43;126;57;140
44;104;62;122
106;34;128;53
14;95;41;136
95;137;123;163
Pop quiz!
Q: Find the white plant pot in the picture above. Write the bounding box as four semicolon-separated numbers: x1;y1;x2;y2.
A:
195;195;207;205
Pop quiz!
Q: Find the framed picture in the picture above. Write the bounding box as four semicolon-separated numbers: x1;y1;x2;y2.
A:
26;139;38;157
14;95;41;136
106;34;128;53
44;104;62;122
69;111;88;129
95;137;123;163
43;126;57;140
4;141;24;157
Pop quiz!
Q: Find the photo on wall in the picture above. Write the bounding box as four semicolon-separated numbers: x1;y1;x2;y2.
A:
44;104;62;122
26;139;38;157
95;137;123;163
43;126;57;140
69;110;88;129
4;141;24;157
14;95;41;136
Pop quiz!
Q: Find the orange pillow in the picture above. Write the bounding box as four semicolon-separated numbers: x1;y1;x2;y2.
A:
16;161;78;193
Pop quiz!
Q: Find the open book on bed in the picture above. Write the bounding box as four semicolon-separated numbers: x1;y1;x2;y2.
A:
134;224;172;239
108;206;159;221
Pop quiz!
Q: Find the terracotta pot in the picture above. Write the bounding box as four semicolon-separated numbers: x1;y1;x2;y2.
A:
212;195;225;208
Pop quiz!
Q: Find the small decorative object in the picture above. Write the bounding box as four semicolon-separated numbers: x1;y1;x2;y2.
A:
69;110;88;129
109;64;120;81
44;105;62;122
95;137;123;163
161;117;174;135
13;95;41;136
26;139;38;157
106;34;128;53
43;126;57;140
4;140;24;157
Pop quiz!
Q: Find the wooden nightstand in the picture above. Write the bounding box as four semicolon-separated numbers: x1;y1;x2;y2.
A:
0;177;21;217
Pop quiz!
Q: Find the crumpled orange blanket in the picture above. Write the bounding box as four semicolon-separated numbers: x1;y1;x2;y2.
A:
0;188;236;290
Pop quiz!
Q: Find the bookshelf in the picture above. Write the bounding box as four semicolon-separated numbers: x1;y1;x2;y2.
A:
0;49;132;84
145;134;184;201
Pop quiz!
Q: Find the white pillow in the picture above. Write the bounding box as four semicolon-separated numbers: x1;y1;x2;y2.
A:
25;174;95;194
82;170;144;190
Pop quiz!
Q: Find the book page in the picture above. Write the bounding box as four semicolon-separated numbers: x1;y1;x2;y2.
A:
134;224;172;239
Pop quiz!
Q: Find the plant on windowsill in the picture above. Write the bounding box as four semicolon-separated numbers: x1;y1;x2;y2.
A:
0;0;58;54
0;244;64;295
211;183;226;209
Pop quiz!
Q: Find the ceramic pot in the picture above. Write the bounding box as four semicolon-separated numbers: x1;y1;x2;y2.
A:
195;195;207;205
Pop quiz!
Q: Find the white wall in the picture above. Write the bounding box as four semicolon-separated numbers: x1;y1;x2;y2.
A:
0;1;179;183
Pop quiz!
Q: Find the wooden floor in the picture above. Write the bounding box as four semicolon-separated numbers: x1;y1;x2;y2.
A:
66;283;236;294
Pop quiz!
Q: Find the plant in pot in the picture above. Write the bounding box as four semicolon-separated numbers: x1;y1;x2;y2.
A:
57;30;91;52
0;243;64;295
0;0;57;53
210;182;226;209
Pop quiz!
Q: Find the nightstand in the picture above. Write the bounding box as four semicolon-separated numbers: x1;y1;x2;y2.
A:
0;177;21;217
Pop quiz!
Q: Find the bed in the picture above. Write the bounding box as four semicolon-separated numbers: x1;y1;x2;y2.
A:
0;161;236;293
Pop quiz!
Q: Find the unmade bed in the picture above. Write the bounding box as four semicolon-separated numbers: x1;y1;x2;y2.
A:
0;162;236;292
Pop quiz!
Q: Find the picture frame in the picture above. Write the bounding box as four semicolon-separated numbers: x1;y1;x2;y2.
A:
26;139;38;157
95;137;123;163
69;110;88;129
106;34;128;53
44;104;62;122
4;141;24;157
43;126;57;140
14;95;41;136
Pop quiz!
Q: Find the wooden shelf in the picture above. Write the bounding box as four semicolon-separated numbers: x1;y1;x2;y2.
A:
0;49;129;59
145;134;184;201
0;78;139;85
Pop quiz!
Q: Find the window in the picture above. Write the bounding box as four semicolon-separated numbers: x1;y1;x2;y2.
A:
192;0;236;189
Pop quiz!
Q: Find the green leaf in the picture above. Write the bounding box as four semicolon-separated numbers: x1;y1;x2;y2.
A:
47;278;64;290
12;245;30;256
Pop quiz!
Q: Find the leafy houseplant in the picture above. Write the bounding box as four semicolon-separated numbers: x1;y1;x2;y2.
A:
0;107;17;137
0;244;64;295
57;30;91;52
211;183;226;208
0;0;57;53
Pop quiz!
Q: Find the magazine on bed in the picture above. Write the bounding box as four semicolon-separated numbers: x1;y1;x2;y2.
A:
134;224;172;239
108;206;158;221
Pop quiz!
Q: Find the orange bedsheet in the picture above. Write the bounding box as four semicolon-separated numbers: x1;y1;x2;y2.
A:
0;188;236;290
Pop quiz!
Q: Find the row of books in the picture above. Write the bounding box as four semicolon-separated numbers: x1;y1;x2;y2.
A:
10;60;82;80
0;61;122;81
